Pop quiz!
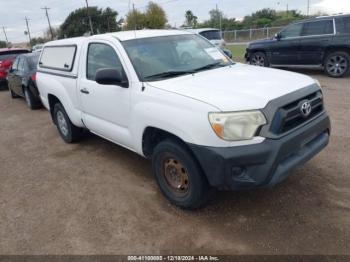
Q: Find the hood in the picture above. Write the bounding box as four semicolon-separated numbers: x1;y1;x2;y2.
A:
249;38;275;47
147;63;316;112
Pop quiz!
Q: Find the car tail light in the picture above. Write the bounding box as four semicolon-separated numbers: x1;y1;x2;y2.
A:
31;73;36;82
0;59;12;69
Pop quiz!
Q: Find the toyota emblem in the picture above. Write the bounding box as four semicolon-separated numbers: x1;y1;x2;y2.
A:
300;100;312;118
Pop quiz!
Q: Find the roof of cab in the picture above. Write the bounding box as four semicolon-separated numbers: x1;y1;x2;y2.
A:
44;29;193;47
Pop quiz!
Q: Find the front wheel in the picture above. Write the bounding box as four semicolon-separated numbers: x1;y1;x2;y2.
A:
324;51;350;78
53;103;82;143
250;52;269;67
152;139;210;209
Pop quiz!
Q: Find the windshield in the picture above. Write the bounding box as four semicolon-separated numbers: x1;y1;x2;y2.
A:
199;30;222;40
122;34;232;81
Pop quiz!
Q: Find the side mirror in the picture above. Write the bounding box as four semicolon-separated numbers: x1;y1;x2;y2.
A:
275;33;282;40
95;68;128;88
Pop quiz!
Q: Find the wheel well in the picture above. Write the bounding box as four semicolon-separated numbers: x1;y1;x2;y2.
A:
142;127;189;159
324;47;350;64
48;94;61;123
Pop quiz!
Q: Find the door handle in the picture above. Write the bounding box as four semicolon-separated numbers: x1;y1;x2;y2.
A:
80;88;90;94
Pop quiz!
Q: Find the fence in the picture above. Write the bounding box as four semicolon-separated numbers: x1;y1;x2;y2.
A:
223;26;284;43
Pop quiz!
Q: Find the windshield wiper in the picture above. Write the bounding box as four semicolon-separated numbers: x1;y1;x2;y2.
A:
192;62;224;72
144;70;194;81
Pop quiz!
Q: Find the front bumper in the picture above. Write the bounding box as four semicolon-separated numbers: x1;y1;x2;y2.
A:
189;112;330;190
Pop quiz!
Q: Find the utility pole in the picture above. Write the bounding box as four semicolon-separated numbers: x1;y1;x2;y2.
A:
2;26;9;44
41;7;54;40
85;0;94;35
307;0;310;16
24;17;32;44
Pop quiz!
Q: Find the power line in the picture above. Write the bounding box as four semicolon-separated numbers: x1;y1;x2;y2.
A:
85;0;94;35
41;7;54;40
24;17;32;44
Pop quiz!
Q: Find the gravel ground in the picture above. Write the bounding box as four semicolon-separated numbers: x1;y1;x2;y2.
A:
0;69;349;255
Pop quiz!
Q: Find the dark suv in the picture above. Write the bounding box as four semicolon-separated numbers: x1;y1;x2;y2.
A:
245;14;350;77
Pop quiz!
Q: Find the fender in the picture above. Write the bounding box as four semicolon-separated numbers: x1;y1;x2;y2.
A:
37;71;83;128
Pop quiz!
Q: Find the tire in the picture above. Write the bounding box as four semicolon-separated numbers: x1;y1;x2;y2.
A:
24;86;41;110
53;103;82;143
324;51;350;78
250;52;269;67
152;139;210;209
10;88;20;99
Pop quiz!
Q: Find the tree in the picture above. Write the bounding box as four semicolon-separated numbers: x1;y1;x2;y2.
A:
198;8;241;31
241;8;308;28
44;26;60;40
125;2;167;30
145;2;167;29
0;41;7;48
59;7;121;38
30;37;46;46
125;9;147;30
184;10;198;28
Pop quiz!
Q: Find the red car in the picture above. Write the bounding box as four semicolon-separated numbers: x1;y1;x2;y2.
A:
0;48;30;90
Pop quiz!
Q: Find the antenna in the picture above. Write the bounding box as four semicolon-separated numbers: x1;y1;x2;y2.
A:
133;3;137;38
85;0;94;35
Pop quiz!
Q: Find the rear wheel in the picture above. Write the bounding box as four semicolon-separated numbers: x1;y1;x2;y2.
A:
53;103;82;143
24;85;41;110
324;51;350;78
250;52;269;67
152;139;210;209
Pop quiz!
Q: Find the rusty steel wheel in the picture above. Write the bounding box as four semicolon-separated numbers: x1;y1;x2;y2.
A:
152;139;210;209
163;157;190;197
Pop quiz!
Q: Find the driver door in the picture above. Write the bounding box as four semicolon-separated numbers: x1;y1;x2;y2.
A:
269;23;303;65
78;41;132;149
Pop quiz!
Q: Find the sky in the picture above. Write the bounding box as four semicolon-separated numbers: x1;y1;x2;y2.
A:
0;0;350;43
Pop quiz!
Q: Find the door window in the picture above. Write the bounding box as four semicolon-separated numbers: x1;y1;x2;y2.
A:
17;58;25;72
301;20;334;36
12;57;20;70
336;17;350;34
87;43;125;81
199;30;222;40
280;23;303;39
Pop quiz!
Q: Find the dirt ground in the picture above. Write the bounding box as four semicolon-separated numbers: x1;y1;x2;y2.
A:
0;69;349;255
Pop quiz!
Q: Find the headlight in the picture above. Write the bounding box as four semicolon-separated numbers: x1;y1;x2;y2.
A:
314;78;322;88
209;111;267;141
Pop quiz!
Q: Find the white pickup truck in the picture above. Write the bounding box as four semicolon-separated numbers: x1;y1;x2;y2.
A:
37;30;330;209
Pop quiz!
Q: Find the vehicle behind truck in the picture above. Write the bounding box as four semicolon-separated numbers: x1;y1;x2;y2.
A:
37;30;330;209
